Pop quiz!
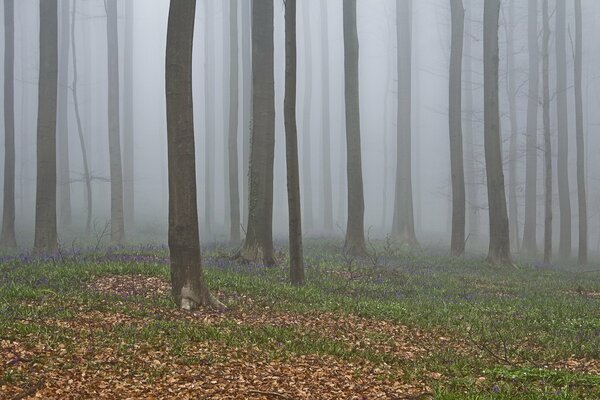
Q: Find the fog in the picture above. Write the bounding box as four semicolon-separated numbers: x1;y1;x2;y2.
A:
2;0;600;261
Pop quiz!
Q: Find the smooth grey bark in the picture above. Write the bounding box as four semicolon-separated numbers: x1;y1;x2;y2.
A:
239;0;275;266
574;0;587;265
483;0;511;264
106;0;125;244
343;0;367;256
449;0;465;257
70;0;92;236
228;0;241;243
542;0;552;263
57;0;71;228
320;0;333;234
555;0;571;259
204;0;215;236
123;0;135;230
222;1;230;233
522;0;539;255
392;0;418;247
241;0;251;232
1;0;16;249
301;1;314;233
284;0;304;286
34;0;59;254
165;0;223;311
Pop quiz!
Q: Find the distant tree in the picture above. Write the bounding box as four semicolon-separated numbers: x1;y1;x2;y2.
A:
449;0;465;257
555;0;571;259
123;0;135;229
239;0;276;265
1;0;17;250
241;0;251;233
284;0;305;286
320;0;333;234
165;0;223;310
542;0;552;263
574;0;587;265
228;0;241;243
57;0;71;228
522;0;539;255
106;0;125;244
301;1;314;233
483;0;511;264
34;0;59;254
204;0;215;236
392;0;418;247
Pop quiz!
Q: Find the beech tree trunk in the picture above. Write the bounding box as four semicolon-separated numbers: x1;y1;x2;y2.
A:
542;0;552;263
204;0;215;236
1;0;17;249
228;0;241;243
241;0;251;232
166;0;223;311
522;0;539;255
57;0;71;228
284;0;304;286
343;0;367;256
34;0;59;254
301;1;314;233
574;0;587;265
123;0;135;230
449;0;465;257
320;0;333;234
239;0;275;266
483;0;511;264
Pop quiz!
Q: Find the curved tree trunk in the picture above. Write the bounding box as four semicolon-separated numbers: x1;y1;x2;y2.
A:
449;0;465;257
57;0;71;228
166;0;223;311
320;0;333;235
34;0;59;254
228;0;241;243
542;0;552;263
483;0;511;264
301;1;314;233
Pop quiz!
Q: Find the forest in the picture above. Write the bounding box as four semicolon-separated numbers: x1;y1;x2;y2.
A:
1;0;600;398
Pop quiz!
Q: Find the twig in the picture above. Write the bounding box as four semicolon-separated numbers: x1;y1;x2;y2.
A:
11;379;44;400
247;390;294;400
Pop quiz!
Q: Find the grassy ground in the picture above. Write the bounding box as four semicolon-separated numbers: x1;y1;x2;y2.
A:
1;240;600;399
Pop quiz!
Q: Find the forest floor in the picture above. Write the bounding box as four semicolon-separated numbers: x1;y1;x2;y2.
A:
1;240;600;399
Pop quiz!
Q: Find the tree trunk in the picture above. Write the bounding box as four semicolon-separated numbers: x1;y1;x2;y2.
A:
284;0;304;286
555;0;571;259
392;0;418;247
483;0;511;264
241;0;251;233
106;0;125;244
57;0;71;228
123;0;135;230
449;0;465;257
1;0;17;250
574;0;587;265
34;0;59;254
166;0;223;311
522;0;539;255
204;0;215;237
239;0;275;266
228;0;241;243
343;0;367;256
542;0;552;263
320;0;333;235
301;1;313;233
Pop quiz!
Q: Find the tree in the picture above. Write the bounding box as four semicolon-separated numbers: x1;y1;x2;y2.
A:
165;0;223;311
574;0;587;265
106;0;125;244
228;0;241;243
483;0;511;264
522;0;539;255
555;0;571;259
449;0;465;257
284;0;305;286
241;0;251;232
542;0;552;263
301;1;314;233
123;0;135;229
239;0;276;266
204;0;215;236
343;0;367;256
1;0;17;250
34;0;59;254
392;0;418;247
57;0;71;228
320;0;333;234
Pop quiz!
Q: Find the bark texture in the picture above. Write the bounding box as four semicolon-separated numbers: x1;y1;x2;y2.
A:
228;0;241;243
320;0;333;234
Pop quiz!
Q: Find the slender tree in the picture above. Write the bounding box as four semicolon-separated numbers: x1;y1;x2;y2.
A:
241;0;251;232
542;0;552;263
57;0;71;228
34;0;59;254
284;0;304;286
1;0;17;249
239;0;276;265
555;0;571;259
392;0;418;247
449;0;465;257
204;0;215;236
301;1;314;233
228;0;241;243
483;0;511;264
574;0;587;265
320;0;333;234
522;0;539;255
123;0;135;229
166;0;223;311
343;0;367;256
